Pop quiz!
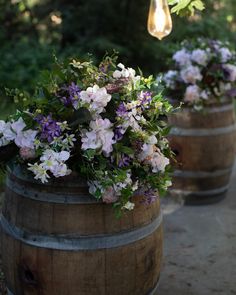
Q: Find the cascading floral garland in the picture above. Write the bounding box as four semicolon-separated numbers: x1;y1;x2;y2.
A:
163;39;236;110
0;54;173;213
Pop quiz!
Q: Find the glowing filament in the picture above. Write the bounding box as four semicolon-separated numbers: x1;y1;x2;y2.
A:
147;0;172;40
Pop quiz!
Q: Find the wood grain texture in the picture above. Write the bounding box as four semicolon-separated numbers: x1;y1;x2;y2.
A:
168;102;236;203
1;167;163;295
169;102;235;129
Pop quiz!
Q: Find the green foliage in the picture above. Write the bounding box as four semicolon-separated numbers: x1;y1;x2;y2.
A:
0;0;235;105
169;0;205;16
1;54;174;213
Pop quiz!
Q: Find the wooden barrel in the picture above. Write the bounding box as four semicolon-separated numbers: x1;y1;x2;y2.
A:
0;165;163;295
168;102;236;205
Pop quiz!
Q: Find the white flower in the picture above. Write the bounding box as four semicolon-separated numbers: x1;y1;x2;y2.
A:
219;47;232;63
80;85;111;114
147;135;158;145
38;149;71;179
2;122;16;141
151;151;170;172
184;85;201;103
0;121;9;147
173;49;191;66
138;136;158;162
28;163;50;183
0;120;6;134
191;49;208;66
56;151;70;162
132;181;139;192
113;63;131;78
57;121;70;131
113;63;140;84
0;118;37;149
163;70;178;89
122;201;135;211
15;129;37;149
81;118;115;156
0;137;9;147
50;163;71;178
40;149;56;162
120;110;141;131
200;90;209;100
11;117;26;134
180;66;202;84
163;180;172;189
40;149;70;165
138;143;155;162
224;64;236;82
62;134;76;149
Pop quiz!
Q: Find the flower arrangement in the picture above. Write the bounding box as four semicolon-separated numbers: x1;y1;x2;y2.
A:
0;54;173;213
163;39;236;110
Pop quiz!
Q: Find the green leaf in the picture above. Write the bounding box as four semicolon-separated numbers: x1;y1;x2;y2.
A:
170;0;191;13
168;0;205;16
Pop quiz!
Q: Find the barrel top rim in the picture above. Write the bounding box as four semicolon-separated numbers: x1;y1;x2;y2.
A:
168;98;233;110
7;163;88;188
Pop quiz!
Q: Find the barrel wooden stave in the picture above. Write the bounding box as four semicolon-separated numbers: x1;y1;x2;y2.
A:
170;133;235;171
169;103;235;129
1;166;163;295
2;229;162;295
172;173;231;191
168;102;236;203
3;186;160;236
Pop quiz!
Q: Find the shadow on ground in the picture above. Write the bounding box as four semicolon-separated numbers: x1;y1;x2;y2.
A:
159;165;236;295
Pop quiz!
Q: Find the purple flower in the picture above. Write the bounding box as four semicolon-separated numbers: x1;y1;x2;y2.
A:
114;126;125;141
118;154;131;168
143;189;157;205
116;102;127;117
139;91;152;106
58;82;81;108
222;65;232;81
226;88;236;98
35;114;62;143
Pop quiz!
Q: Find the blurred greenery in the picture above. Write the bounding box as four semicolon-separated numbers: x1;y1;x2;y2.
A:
0;0;235;99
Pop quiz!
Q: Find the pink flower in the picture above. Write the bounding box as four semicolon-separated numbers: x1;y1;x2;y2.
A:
191;49;208;66
184;85;201;103
80;85;111;114
102;186;119;204
151;151;170;172
20;147;36;160
180;66;202;84
81;118;115;156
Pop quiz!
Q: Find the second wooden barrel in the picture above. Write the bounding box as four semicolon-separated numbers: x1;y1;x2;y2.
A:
168;102;236;205
0;165;163;295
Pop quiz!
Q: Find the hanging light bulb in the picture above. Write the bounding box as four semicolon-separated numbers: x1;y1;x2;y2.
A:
147;0;172;40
